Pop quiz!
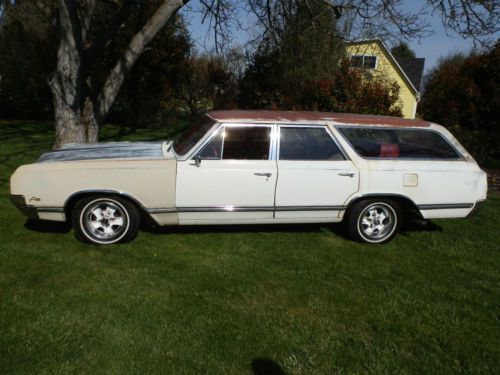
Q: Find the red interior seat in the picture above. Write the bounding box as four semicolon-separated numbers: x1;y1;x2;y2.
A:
379;143;400;158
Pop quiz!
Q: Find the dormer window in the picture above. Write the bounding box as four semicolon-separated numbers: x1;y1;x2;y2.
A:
350;55;377;69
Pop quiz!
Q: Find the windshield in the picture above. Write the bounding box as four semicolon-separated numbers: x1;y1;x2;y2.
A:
173;116;216;156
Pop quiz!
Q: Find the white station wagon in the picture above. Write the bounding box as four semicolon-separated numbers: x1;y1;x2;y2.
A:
10;110;487;245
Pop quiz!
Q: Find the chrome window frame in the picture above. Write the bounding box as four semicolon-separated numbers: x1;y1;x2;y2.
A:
335;125;465;161
277;124;349;161
186;122;276;161
196;126;225;160
173;121;221;161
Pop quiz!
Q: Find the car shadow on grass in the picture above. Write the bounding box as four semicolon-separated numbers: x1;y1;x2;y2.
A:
24;219;71;233
400;219;443;234
141;219;442;239
22;217;442;240
142;220;333;235
251;358;287;375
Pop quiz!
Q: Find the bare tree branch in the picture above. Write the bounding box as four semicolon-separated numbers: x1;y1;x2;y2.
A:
98;0;188;118
428;0;499;46
77;0;97;43
85;0;136;56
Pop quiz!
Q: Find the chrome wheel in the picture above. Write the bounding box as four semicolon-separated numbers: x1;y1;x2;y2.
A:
357;202;397;243
80;198;130;244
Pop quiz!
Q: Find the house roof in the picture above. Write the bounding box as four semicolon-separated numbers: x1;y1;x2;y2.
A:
394;57;425;92
208;110;431;127
346;39;425;95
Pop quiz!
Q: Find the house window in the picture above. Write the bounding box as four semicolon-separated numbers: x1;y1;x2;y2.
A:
350;55;377;69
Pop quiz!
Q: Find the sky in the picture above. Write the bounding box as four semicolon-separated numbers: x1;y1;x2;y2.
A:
182;1;498;74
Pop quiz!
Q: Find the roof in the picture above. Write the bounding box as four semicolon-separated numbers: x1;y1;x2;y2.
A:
346;38;425;95
394;57;425;92
207;110;431;127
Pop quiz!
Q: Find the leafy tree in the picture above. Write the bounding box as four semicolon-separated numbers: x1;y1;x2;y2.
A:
239;0;344;108
421;42;500;164
299;61;402;116
172;54;236;114
391;41;416;59
0;15;55;119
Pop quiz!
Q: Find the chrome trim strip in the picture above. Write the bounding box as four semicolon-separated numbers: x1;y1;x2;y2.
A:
37;207;65;213
276;206;346;211
173;206;346;213
178;206;275;212
147;208;177;214
417;203;473;210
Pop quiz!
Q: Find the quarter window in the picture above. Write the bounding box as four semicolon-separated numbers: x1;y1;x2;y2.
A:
279;127;345;161
339;127;462;159
198;126;272;160
198;129;223;160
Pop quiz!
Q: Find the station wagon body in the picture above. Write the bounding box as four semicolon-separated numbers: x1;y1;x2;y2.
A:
10;110;488;244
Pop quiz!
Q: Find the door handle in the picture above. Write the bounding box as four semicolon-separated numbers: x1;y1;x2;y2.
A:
254;173;272;177
338;172;355;177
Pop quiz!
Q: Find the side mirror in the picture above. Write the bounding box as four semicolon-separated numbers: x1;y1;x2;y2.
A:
194;154;201;167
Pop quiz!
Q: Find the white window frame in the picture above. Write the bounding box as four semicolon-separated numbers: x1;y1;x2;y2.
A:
350;54;378;70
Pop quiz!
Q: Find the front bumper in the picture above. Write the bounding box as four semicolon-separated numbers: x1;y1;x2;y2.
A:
10;195;39;219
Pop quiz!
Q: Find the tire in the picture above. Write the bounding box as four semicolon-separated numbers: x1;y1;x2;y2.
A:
346;199;401;244
72;196;140;245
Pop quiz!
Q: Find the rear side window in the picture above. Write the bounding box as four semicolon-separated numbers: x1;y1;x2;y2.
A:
338;127;462;159
279;127;345;160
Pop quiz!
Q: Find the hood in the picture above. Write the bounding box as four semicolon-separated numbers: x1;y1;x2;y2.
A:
37;141;174;163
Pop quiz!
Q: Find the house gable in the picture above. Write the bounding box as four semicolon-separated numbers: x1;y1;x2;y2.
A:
346;39;425;119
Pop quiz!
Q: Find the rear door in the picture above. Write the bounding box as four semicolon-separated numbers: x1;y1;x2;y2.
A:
275;125;359;219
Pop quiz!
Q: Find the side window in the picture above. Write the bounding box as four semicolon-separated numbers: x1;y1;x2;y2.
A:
396;130;461;159
222;126;272;160
339;127;462;159
279;127;345;161
198;129;223;160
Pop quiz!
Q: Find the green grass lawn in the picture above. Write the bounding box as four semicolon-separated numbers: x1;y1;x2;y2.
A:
0;120;499;374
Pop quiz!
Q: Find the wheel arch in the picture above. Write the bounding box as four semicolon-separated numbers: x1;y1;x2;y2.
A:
64;190;152;224
344;193;422;221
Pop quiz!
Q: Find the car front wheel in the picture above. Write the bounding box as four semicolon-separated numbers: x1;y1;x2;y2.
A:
72;196;140;245
347;199;401;244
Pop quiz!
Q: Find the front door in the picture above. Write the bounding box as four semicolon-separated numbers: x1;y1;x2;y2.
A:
275;125;359;220
176;124;277;224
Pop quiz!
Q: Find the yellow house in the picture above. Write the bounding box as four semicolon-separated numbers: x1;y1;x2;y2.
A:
346;39;425;119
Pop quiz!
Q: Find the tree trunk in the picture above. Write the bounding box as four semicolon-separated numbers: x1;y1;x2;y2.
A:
83;97;99;143
50;92;100;148
50;0;185;148
50;72;101;148
49;0;91;149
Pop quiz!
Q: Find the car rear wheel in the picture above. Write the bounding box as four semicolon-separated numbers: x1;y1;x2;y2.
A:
72;196;140;245
347;199;401;244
